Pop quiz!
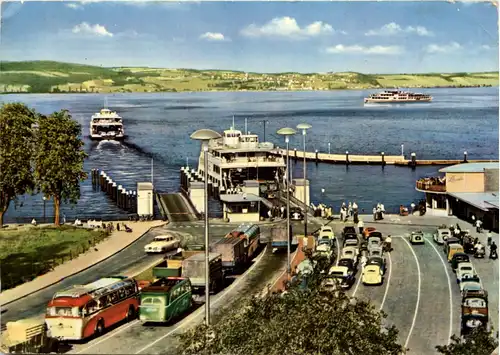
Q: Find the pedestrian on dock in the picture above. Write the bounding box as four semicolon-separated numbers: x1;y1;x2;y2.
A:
353;212;359;225
411;203;416;214
117;223;120;231
358;219;364;234
373;207;377;221
348;202;353;217
487;230;492;246
476;219;483;233
352;202;358;215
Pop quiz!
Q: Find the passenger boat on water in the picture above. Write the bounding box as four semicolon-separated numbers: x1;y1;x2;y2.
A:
364;90;432;104
89;108;125;141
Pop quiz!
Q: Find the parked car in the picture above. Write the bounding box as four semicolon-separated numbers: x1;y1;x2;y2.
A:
342;224;357;238
368;246;384;258
409;231;425;245
367;236;383;252
362;227;377;239
459;276;482;294
456;262;477;284
319;225;335;240
144;234;181;254
341;246;359;260
362;263;383;285
344;237;360;250
433;228;450;245
451;252;470;272
447;243;465;262
366;256;386;275
326;265;356;290
338;257;357;271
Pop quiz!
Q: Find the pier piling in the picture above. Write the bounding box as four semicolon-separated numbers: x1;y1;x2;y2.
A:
112;182;117;201
381;152;386;167
411;153;417;169
345;151;350;166
463;151;468;163
315;149;319;164
294;148;297;159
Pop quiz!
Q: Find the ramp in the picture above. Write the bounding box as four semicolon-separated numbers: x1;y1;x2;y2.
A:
157;193;198;222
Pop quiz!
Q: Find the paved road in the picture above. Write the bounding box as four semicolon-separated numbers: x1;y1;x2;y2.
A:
339;220;499;354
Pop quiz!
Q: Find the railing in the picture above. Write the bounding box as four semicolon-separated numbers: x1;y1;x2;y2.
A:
416;180;446;192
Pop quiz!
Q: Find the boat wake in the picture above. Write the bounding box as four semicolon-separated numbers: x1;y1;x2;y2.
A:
121;140;170;166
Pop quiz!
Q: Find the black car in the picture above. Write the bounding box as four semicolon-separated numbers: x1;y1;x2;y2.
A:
451;252;470;272
342;226;357;238
338;258;357;272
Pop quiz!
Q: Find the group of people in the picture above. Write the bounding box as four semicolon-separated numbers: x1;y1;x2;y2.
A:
372;203;386;221
340;201;359;222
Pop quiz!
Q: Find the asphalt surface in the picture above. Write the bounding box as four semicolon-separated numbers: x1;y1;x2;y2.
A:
341;220;499;354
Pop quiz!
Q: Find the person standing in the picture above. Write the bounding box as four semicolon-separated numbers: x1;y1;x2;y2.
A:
410;202;416;214
373;207;377;221
358;219;364;234
476;219;483;233
487;230;493;246
348;202;353;217
352;202;358;215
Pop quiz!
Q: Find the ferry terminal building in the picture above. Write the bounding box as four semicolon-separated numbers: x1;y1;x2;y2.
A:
416;162;499;232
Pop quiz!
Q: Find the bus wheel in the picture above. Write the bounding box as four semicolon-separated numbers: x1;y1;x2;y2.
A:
127;306;136;321
95;320;105;337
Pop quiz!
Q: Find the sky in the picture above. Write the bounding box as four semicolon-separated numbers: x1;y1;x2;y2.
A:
0;1;498;73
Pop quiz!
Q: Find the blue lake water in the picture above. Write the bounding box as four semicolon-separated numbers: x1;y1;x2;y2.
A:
1;87;498;222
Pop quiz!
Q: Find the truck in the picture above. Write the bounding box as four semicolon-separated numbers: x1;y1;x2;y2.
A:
225;224;261;261
461;289;489;336
271;224;294;251
210;236;247;274
181;252;224;294
0;317;59;354
151;248;205;279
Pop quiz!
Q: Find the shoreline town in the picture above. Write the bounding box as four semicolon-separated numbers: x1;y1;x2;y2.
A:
1;117;498;355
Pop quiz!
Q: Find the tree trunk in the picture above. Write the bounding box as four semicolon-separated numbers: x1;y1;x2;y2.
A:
54;196;60;226
0;193;9;228
0;210;4;228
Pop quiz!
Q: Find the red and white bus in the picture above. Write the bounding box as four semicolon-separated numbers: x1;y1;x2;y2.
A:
45;276;139;340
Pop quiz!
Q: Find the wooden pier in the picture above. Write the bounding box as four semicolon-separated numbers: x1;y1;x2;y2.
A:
271;149;498;167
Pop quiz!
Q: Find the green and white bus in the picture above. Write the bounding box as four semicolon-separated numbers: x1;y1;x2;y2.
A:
138;277;192;323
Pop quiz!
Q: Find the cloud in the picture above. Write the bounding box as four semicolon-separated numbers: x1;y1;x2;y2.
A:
72;22;114;37
199;32;228;41
365;22;434;37
425;42;462;54
325;44;404;55
65;3;84;9
241;16;339;39
65;0;196;10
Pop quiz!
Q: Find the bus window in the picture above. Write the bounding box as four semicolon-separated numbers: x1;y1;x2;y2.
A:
142;297;153;305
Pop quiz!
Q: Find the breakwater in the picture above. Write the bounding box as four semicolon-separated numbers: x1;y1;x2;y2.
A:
90;169;137;213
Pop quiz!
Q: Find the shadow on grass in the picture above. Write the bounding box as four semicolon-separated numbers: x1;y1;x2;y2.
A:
0;227;109;291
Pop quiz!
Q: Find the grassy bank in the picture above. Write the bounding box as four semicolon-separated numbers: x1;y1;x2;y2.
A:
0;60;497;94
0;225;109;291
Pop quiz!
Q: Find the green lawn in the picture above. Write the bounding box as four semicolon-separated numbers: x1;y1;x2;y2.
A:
0;225;109;291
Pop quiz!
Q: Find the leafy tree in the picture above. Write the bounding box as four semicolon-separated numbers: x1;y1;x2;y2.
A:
34;110;87;226
436;327;498;355
0;103;38;227
177;266;405;355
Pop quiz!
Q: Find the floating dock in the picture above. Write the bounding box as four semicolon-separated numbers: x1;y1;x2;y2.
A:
270;149;498;167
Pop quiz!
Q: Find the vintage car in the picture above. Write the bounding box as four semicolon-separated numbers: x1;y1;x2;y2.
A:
344;237;360;250
320;277;340;293
318;237;333;248
433;228;450;245
366;256;386;275
368;246;384;258
342;224;357;238
451;252;470;271
456;262;477;284
459;276;483;294
144;234;181;253
319;225;335;240
443;237;461;254
315;243;334;262
367;236;382;252
362;263;383;285
338;257;357;271
341;246;359;260
290;207;304;221
409;231;425;244
461;289;489;337
326;265;356;290
447;244;465;262
461;314;489;337
362;227;377;239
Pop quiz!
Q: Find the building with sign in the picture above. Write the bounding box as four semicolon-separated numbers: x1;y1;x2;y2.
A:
416;162;499;231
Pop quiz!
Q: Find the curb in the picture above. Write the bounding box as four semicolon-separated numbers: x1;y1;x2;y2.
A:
1;221;168;308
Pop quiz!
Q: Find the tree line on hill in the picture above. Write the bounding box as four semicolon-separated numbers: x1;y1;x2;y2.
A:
0;103;87;227
177;251;498;355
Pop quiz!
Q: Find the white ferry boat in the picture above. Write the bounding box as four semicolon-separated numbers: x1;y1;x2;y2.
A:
196;125;286;198
364;90;432;104
89;108;125;141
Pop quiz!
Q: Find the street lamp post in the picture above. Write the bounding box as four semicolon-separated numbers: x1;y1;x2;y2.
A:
277;127;297;277
189;128;222;326
401;144;404;157
328;142;331;155
43;196;47;223
297;123;311;239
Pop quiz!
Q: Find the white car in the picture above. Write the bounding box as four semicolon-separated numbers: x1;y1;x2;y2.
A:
144;234;180;254
410;231;425;244
456;262;476;284
319;226;335;240
341;246;359;260
459;277;482;294
433;228;450;245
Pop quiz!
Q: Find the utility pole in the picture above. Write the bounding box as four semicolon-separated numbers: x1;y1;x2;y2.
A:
260;120;269;142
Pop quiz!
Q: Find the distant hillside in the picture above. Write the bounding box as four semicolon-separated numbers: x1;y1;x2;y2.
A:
0;60;497;94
